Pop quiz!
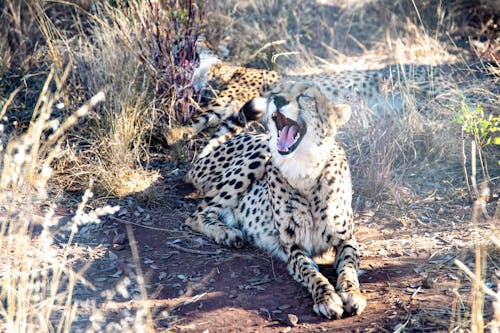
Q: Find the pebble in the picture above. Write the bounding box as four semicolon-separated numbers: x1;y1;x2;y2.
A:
287;313;298;327
117;208;128;217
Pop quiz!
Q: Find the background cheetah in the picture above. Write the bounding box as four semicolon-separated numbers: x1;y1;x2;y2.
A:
186;81;366;318
186;44;493;159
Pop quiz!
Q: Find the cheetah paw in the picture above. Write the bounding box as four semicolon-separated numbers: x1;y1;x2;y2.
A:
340;290;367;315
313;290;344;319
216;227;245;248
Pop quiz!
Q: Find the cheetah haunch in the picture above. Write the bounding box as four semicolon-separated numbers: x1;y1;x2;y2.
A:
185;81;366;319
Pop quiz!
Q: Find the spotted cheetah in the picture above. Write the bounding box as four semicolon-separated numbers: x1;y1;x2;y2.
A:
185;81;366;319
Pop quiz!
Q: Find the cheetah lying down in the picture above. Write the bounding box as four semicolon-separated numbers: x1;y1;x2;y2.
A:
185;81;366;319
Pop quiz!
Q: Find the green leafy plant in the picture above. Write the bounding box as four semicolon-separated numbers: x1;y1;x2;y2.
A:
455;100;500;201
456;102;500;149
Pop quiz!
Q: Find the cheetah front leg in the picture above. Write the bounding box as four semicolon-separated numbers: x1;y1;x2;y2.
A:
287;245;344;319
333;237;367;315
190;101;241;137
186;198;244;248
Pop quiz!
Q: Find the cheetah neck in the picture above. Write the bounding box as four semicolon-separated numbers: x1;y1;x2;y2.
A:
271;144;331;193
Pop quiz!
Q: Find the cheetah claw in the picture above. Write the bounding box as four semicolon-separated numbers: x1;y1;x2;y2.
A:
219;228;245;248
340;290;367;315
313;291;344;319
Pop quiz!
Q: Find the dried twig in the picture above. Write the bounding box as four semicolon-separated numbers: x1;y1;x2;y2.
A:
454;259;496;298
108;215;183;233
166;241;222;256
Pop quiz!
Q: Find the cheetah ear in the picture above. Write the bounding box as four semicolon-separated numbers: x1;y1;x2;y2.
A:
331;104;351;127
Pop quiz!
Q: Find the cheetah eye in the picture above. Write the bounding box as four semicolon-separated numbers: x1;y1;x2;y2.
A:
297;94;316;109
273;95;289;109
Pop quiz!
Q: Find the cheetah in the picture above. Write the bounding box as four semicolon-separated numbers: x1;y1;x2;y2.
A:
185;81;366;319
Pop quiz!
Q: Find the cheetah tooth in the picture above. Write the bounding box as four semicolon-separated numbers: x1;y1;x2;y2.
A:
294;133;300;142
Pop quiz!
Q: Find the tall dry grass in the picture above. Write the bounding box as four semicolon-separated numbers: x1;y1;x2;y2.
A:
0;68;158;332
25;0;206;198
0;1;40;75
0;1;201;331
450;191;499;333
1;0;206;199
52;12;161;198
0;67;123;332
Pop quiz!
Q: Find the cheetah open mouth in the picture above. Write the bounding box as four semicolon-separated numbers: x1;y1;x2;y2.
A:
272;111;307;155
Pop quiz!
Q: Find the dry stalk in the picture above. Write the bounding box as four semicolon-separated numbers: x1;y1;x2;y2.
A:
0;71;115;332
125;224;155;332
453;188;498;332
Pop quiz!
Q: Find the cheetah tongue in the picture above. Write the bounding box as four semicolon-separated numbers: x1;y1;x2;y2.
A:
277;125;299;152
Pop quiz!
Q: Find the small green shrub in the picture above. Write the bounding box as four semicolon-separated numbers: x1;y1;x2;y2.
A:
454;100;499;200
456;102;500;154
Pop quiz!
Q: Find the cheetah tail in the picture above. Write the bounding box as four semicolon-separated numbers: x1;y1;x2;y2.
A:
239;97;269;123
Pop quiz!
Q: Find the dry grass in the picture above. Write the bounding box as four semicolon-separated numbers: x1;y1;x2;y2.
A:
1;0;203;198
450;192;499;333
33;1;168;198
204;0;478;66
0;55;157;333
0;1;40;75
0;1;177;331
54;18;161;197
0;66;123;332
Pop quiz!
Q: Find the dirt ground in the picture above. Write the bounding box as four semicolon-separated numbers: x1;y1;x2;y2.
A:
48;162;498;333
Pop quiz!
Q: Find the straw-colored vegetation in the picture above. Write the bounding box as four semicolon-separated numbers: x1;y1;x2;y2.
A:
0;0;498;332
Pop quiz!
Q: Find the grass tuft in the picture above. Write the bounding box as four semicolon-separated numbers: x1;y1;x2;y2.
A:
0;67;119;333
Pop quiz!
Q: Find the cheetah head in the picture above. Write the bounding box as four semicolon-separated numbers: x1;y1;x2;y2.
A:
268;82;350;155
246;81;351;183
191;38;223;91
